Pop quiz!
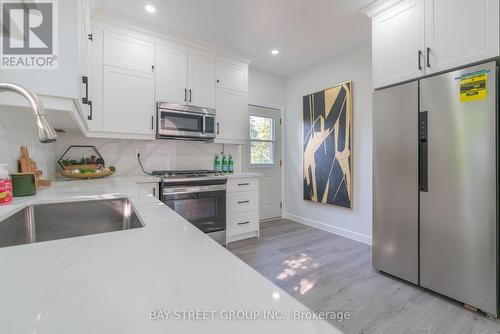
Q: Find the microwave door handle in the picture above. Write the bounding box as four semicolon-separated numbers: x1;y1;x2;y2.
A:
202;115;205;134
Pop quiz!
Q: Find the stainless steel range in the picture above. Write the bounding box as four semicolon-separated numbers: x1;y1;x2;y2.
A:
155;170;227;245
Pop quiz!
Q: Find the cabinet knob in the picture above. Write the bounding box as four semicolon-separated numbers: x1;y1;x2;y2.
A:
216;79;220;83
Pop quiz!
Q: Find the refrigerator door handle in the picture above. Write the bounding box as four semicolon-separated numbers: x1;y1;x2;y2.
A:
419;111;428;192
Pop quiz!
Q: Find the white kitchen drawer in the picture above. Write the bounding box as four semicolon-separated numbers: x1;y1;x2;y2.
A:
227;191;258;214
227;211;259;236
227;178;259;193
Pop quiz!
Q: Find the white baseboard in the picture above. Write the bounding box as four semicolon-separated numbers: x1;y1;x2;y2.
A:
283;212;372;245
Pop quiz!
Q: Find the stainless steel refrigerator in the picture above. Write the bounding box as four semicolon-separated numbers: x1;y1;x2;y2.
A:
373;61;498;316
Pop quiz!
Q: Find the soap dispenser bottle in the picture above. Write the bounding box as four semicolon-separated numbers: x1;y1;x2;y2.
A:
214;154;221;173
221;153;228;173
228;154;234;174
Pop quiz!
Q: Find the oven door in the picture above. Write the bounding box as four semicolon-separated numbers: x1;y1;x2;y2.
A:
163;184;226;238
158;109;205;138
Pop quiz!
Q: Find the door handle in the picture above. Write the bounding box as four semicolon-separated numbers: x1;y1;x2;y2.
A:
189;89;192;102
238;183;250;186
151;116;154;130
87;100;93;120
418;50;423;70
426;47;431;68
237;200;250;204
419;111;428;192
184;88;187;102
82;76;89;104
238;221;250;225
216;122;220;135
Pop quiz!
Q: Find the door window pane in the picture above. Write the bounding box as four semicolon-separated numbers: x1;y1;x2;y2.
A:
249;115;275;165
250;116;274;140
251;141;274;165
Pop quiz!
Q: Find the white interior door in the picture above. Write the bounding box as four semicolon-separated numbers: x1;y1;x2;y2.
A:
242;105;282;220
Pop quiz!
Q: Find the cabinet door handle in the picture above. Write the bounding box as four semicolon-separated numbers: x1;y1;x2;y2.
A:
184;88;187;102
238;183;250;186
426;47;431;68
418;50;423;70
237;200;250;204
151;116;154;130
88;33;93;41
82;76;89;104
87;100;93;120
189;89;192;102
238;221;250;225
216;122;220;135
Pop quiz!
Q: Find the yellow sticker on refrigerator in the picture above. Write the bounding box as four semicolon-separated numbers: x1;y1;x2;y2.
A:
460;73;487;103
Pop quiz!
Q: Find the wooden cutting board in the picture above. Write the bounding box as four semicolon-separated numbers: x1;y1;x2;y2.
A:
18;146;51;188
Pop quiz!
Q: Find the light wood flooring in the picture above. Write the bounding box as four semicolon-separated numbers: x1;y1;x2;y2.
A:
227;219;500;334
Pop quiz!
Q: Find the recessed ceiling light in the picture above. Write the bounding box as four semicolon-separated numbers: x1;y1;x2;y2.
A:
271;49;280;55
145;5;156;13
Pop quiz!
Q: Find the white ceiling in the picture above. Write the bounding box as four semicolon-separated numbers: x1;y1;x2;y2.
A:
94;0;373;76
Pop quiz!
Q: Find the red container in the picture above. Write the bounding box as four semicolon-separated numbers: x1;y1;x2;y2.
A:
0;178;13;205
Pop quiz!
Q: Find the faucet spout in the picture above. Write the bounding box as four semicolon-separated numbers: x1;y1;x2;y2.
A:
0;83;57;143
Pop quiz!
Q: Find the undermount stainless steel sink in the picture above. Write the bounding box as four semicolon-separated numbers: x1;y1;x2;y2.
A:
0;198;144;248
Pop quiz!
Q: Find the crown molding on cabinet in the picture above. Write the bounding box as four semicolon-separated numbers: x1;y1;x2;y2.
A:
92;13;253;66
361;0;408;18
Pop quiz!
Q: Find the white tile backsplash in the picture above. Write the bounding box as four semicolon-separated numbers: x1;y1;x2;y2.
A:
55;133;242;176
0;106;57;177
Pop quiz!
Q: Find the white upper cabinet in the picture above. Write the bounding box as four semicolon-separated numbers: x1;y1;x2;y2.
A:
103;31;155;74
188;54;216;108
370;0;500;88
214;60;250;144
83;26;103;132
102;66;154;135
215;89;248;144
216;61;248;92
71;19;249;140
424;0;499;74
156;46;189;104
100;30;155;136
372;0;425;88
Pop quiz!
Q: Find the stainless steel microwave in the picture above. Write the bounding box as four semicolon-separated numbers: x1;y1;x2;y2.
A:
156;102;216;140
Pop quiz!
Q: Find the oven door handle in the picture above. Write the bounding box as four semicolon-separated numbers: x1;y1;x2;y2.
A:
163;185;226;196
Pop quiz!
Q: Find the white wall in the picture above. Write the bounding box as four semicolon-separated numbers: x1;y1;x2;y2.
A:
248;67;286;106
283;45;373;244
0;106;58;178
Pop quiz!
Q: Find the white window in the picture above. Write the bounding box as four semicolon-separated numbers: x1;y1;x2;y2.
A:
249;115;275;166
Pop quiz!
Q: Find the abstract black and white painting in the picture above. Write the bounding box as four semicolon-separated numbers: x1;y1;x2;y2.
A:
303;81;352;208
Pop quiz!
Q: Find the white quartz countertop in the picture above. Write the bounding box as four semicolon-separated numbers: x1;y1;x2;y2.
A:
0;176;340;334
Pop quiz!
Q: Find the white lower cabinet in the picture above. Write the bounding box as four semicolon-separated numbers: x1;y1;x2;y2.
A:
102;65;155;135
226;178;260;243
227;211;259;238
137;182;159;198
